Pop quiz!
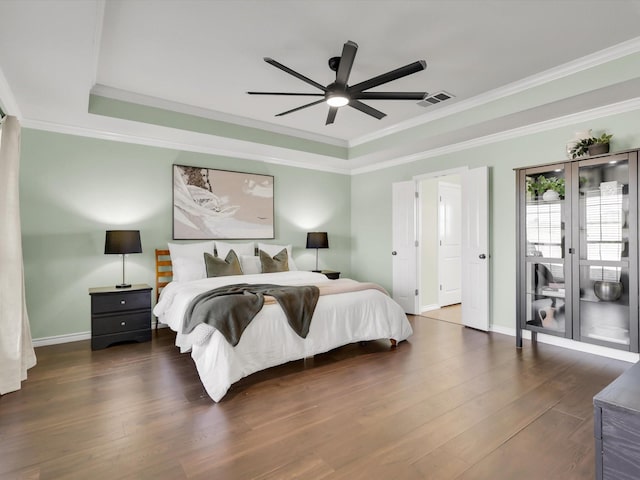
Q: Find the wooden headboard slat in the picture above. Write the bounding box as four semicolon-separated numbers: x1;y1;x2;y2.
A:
155;249;173;303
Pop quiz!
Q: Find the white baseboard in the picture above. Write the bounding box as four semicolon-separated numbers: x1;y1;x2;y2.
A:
421;304;440;313
490;325;639;363
32;331;91;347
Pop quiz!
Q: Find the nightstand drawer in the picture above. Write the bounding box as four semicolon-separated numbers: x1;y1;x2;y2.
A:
92;311;150;336
91;290;151;314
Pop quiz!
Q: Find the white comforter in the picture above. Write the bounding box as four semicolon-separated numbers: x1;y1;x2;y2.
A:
153;271;413;401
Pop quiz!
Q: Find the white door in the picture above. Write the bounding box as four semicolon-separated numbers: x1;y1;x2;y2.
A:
392;181;419;314
438;182;462;306
461;166;490;331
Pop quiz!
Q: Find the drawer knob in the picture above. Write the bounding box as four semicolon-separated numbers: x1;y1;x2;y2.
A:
120;300;126;305
121;321;126;326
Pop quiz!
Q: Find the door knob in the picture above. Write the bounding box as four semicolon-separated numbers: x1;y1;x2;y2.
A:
479;254;486;259
392;251;397;256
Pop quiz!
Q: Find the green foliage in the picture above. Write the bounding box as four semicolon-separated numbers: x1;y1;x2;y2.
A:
569;132;613;159
570;138;594;159
526;175;565;198
594;133;613;144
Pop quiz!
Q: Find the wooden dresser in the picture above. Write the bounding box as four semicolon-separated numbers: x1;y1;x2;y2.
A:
594;361;640;479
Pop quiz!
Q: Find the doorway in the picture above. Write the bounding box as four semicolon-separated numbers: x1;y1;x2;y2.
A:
419;173;462;323
391;166;489;330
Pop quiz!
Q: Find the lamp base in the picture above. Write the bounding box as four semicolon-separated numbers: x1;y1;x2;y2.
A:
115;283;132;289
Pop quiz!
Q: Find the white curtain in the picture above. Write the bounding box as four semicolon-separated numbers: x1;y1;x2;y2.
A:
0;115;36;395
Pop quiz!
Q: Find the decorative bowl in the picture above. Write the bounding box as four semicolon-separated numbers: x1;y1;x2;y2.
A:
594;281;623;302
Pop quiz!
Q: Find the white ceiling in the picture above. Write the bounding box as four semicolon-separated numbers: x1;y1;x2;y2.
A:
1;0;640;171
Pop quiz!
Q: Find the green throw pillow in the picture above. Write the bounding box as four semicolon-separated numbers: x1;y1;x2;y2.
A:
204;250;243;277
259;248;289;273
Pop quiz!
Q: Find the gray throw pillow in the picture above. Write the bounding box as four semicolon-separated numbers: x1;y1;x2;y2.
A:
204;250;243;277
259;248;289;273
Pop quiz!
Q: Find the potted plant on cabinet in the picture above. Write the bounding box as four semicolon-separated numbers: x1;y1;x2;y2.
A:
588;133;613;156
570;133;613;158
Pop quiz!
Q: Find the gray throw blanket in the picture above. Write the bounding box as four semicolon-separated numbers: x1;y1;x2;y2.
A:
182;283;320;346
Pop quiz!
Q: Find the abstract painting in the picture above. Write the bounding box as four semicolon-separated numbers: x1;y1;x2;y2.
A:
173;164;274;239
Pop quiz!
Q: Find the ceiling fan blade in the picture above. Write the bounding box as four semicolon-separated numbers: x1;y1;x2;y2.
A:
335;40;358;86
275;99;326;117
247;92;324;96
349;100;386;120
326;106;338;125
264;57;327;92
349;60;427;93
353;92;426;100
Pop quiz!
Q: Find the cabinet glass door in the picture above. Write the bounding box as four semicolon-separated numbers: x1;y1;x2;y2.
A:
573;155;637;348
522;165;570;335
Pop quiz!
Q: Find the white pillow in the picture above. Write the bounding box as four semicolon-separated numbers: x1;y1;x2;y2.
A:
215;241;254;258
239;255;261;275
257;243;298;270
168;241;215;282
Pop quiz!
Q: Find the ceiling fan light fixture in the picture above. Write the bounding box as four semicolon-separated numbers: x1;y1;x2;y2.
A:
251;41;427;124
326;94;349;107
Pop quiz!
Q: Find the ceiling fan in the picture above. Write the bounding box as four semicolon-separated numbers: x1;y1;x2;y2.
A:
248;40;427;125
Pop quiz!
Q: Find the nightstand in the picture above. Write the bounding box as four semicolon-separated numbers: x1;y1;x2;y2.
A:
89;284;152;350
318;270;340;280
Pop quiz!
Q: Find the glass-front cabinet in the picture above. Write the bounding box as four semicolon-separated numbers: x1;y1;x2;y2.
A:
516;151;639;352
520;163;572;338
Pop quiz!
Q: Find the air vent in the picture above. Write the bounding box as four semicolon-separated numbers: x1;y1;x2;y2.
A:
417;91;455;108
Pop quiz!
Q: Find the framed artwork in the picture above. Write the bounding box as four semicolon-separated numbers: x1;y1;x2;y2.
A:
173;164;274;239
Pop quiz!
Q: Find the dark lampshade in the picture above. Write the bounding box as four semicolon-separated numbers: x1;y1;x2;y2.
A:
105;230;142;255
104;230;142;289
306;232;329;272
306;232;329;249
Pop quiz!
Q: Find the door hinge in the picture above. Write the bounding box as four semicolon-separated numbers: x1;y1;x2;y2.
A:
439;285;442;291
415;289;419;296
415;191;419;199
415;240;419;247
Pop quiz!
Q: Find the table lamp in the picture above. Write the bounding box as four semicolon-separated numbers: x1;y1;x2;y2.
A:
306;232;329;272
104;230;142;288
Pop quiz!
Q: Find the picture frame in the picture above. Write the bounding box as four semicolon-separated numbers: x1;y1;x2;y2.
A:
173;164;274;240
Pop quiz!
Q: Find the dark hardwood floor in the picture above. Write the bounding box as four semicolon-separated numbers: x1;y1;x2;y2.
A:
0;316;631;479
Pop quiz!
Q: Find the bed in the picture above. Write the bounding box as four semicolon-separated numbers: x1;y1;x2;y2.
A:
152;243;413;402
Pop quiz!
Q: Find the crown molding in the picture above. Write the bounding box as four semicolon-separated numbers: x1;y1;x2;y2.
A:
349;36;640;148
91;84;348;149
351;96;640;175
21;117;352;175
22;95;640;178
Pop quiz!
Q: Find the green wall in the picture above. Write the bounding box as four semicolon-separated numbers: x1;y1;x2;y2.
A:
350;109;640;330
420;177;439;309
20;129;350;340
19;107;640;340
